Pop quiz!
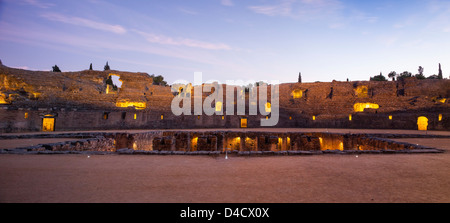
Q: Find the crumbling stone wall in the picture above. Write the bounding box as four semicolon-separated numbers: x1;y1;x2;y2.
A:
0;130;446;154
1;64;449;132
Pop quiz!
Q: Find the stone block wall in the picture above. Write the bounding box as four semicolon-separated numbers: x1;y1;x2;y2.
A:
1;64;449;132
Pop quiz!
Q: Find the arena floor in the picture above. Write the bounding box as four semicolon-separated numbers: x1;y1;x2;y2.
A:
0;129;449;203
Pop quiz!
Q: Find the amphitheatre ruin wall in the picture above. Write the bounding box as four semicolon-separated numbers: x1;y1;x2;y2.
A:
1;63;449;154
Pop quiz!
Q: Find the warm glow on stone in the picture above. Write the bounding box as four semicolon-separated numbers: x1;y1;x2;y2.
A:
235;137;241;146
31;92;41;99
42;118;55;132
241;118;247;128
191;137;198;150
354;85;369;98
417;116;428;131
349;114;352;121
439;114;443;121
353;103;379;112
292;89;303;99
0;93;9;104
115;100;146;110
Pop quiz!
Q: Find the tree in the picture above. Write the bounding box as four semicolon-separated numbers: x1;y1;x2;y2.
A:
415;73;426;80
418;66;424;75
388;71;397;81
89;63;93;70
415;66;426;79
52;65;61;72
150;74;168;86
398;71;412;79
438;63;443;79
104;61;110;71
370;72;387;81
298;72;302;83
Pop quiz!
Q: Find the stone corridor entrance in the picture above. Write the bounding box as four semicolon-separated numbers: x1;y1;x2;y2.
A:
417;116;428;131
42;117;55;132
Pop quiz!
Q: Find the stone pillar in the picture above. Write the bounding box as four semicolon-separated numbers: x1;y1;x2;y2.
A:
187;133;191;152
170;136;176;151
239;134;244;151
221;132;226;152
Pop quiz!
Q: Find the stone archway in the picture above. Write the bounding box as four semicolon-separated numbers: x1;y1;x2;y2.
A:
417;116;428;131
42;115;55;132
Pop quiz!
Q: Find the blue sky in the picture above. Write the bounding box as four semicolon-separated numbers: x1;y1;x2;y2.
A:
0;0;449;84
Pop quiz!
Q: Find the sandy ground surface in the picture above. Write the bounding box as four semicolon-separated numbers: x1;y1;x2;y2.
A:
0;136;449;203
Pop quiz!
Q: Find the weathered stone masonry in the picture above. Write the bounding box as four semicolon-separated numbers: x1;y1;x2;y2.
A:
1;64;449;133
0;130;445;155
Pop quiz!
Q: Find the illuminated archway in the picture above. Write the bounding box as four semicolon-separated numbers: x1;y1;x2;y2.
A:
277;137;282;150
417;116;428;131
191;137;198;151
42;115;55;132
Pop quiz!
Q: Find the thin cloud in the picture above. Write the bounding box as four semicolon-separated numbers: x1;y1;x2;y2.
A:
248;0;294;16
221;0;234;7
178;7;198;15
41;13;127;34
133;30;232;51
23;0;55;9
248;0;344;20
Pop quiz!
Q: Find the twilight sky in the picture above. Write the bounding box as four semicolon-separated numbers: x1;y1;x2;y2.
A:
0;0;449;84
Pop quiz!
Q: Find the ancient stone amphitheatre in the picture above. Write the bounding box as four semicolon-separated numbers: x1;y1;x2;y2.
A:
0;63;449;203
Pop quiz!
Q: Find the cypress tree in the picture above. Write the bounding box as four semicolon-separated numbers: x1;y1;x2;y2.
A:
52;65;61;72
104;61;110;71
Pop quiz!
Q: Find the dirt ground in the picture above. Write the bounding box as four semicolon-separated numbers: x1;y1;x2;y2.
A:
0;136;449;203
